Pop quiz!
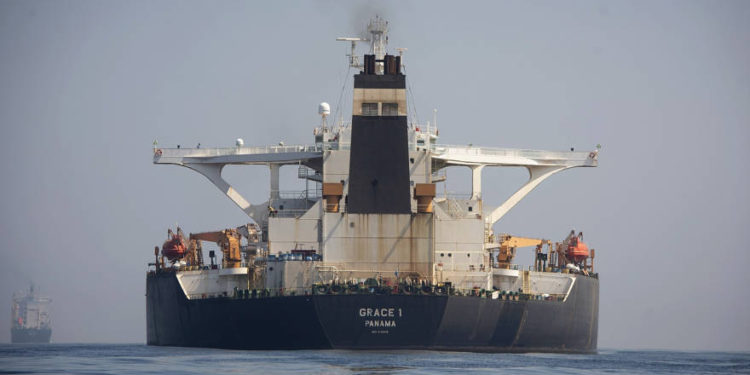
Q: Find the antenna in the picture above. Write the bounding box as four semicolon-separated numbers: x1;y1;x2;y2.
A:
338;16;390;73
396;48;407;71
336;37;367;69
318;102;330;129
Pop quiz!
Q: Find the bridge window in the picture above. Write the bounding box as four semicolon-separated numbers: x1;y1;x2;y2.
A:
362;103;378;116
382;103;398;116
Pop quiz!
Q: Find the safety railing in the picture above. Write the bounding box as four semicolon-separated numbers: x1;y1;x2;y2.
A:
193;283;571;302
432;145;592;161
437;191;472;200
153;144;323;159
275;190;321;200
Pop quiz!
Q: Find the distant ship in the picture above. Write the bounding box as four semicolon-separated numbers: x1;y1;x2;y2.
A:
11;284;52;344
147;16;600;353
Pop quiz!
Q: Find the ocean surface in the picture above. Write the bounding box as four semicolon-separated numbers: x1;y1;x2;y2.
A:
0;344;748;374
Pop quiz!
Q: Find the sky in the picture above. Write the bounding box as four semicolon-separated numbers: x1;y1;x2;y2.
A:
0;0;748;351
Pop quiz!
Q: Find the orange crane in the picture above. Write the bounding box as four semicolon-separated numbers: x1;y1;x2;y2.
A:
494;234;551;269
189;229;242;268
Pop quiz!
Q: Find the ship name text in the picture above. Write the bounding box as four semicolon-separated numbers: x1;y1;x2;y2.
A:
358;307;403;333
358;307;402;318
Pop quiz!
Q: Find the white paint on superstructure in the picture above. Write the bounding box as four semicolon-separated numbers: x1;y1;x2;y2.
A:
176;268;249;299
268;201;321;253
322;213;433;278
491;269;575;296
432;145;597;225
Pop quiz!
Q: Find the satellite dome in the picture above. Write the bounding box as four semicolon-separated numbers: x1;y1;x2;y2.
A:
318;102;331;116
235;138;244;147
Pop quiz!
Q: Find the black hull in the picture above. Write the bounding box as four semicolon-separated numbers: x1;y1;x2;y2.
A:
11;327;51;344
146;272;598;353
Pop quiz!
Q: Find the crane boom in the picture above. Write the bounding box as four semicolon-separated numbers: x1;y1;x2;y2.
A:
189;229;242;268
494;234;551;269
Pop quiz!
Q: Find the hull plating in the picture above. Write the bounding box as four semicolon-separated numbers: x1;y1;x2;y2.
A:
146;272;598;353
11;327;52;344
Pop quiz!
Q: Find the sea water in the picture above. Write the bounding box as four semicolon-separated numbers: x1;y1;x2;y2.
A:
1;344;748;374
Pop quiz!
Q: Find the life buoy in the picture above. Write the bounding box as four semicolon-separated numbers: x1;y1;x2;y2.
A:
588;152;596;159
155;149;163;156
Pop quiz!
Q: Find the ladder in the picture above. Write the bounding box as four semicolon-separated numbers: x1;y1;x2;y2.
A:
522;271;530;294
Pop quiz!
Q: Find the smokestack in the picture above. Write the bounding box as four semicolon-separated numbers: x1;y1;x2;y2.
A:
384;55;398;75
364;54;376;74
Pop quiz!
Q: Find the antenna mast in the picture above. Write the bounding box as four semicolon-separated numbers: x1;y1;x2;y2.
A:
367;15;388;59
367;16;388;74
337;15;390;72
335;37;366;69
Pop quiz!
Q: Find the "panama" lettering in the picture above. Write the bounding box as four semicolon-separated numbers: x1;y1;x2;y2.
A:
364;320;396;328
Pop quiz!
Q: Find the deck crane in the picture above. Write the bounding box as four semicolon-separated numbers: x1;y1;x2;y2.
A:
187;224;260;269
492;234;552;271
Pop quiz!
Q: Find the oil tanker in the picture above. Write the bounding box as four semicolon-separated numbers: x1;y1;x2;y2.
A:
11;284;52;344
147;16;600;353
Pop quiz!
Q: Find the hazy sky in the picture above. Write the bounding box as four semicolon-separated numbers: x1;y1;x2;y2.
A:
1;1;748;351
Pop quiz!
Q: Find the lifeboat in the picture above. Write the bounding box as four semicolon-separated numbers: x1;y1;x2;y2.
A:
567;237;589;262
162;235;186;261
